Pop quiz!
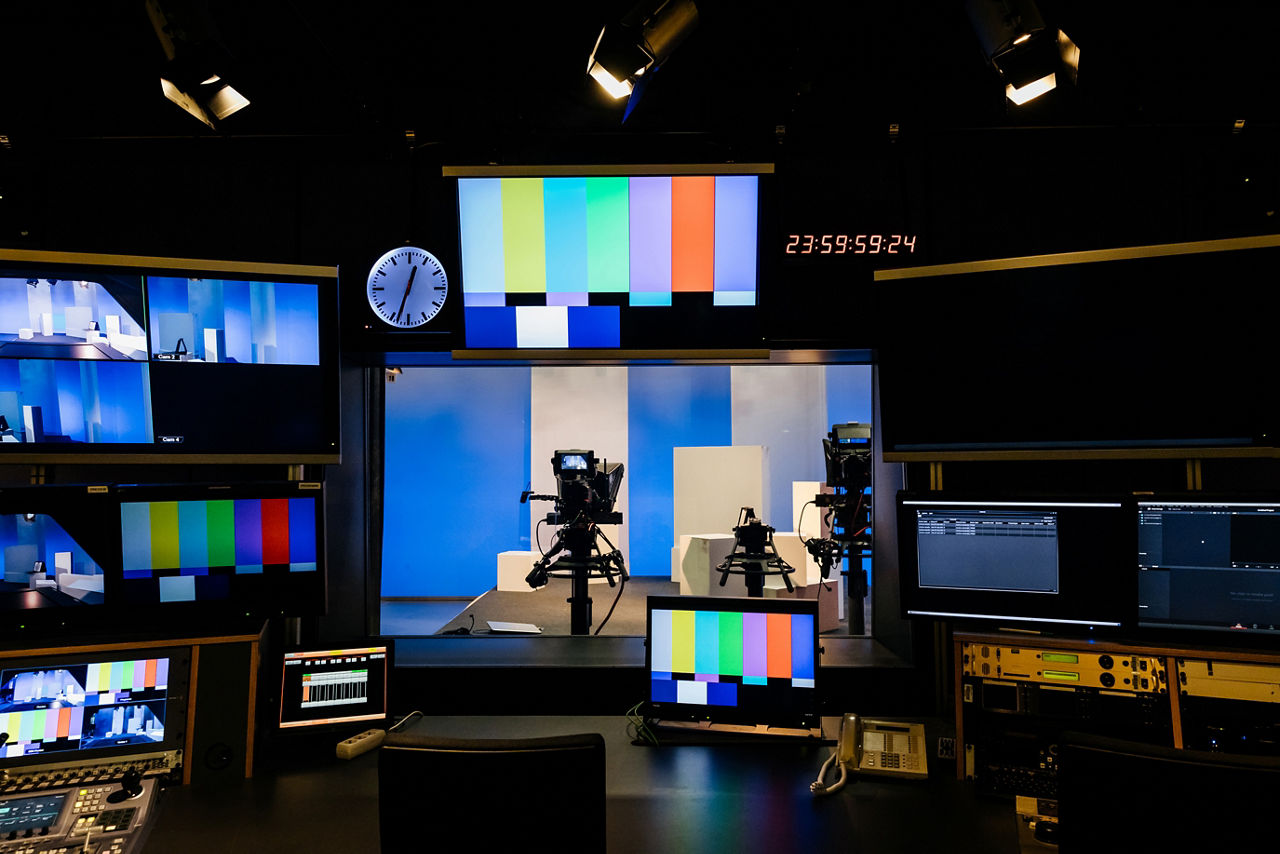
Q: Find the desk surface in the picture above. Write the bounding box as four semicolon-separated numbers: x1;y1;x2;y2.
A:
144;716;1019;854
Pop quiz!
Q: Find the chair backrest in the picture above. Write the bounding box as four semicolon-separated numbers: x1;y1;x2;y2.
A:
378;730;606;854
1057;731;1280;852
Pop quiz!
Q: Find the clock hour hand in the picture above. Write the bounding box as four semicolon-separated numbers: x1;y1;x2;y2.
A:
395;264;418;322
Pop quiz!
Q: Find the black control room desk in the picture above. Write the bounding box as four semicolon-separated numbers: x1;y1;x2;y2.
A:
142;716;1019;853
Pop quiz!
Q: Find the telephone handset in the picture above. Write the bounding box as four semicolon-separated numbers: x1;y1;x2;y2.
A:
810;714;929;796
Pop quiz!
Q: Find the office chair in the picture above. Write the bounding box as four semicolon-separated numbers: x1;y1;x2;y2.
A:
1056;731;1280;852
378;730;606;854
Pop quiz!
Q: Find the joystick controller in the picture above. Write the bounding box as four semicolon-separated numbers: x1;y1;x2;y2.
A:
107;768;144;803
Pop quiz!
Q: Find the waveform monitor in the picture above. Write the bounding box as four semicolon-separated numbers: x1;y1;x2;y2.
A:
278;645;390;730
898;494;1133;630
1137;498;1280;636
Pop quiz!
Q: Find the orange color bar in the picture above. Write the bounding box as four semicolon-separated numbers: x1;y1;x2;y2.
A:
671;176;715;291
766;613;792;679
57;707;71;739
145;658;157;688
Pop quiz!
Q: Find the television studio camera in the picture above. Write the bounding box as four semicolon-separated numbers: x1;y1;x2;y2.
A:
804;423;874;633
520;450;628;635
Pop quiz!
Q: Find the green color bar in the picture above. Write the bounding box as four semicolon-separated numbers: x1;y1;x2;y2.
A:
586;177;629;292
121;660;135;690
718;612;743;677
1042;652;1079;664
501;178;547;293
207;500;236;567
671;610;695;674
151;501;180;569
1042;670;1080;681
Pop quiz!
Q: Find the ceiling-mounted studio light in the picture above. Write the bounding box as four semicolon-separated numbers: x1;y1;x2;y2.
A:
965;0;1079;106
146;0;250;129
587;0;699;120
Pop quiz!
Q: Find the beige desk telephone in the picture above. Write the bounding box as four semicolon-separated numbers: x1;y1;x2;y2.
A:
810;714;929;795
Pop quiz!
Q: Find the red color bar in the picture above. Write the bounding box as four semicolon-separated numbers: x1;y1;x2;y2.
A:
671;176;715;292
766;613;792;679
260;498;291;565
145;658;157;688
57;707;71;739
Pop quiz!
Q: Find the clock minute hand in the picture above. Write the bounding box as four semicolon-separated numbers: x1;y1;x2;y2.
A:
395;265;418;322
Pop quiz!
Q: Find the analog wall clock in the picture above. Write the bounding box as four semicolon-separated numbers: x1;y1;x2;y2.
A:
366;246;449;329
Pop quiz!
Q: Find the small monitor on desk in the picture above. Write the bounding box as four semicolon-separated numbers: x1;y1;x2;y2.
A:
278;643;390;731
644;595;819;736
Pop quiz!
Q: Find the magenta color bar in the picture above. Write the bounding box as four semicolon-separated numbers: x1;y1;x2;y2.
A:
628;177;672;294
546;292;589;306
742;612;768;681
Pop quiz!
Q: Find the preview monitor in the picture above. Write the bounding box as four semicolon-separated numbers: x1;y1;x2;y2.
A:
897;494;1133;630
0;645;189;774
1137;497;1280;637
278;644;390;731
0;250;339;463
446;164;770;352
645;595;819;732
115;481;326;618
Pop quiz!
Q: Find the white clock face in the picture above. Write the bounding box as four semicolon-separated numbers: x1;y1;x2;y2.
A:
366;246;448;329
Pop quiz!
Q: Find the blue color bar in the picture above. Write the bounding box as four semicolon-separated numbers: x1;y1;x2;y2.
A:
234;499;263;566
464;306;518;348
543;178;589;294
288;498;316;564
567;306;620;347
458;178;506;294
791;613;815;681
713;176;758;298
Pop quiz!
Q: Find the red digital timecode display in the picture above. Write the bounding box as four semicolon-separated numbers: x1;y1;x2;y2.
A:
785;234;918;255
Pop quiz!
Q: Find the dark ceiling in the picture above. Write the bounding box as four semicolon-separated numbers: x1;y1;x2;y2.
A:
5;1;1280;151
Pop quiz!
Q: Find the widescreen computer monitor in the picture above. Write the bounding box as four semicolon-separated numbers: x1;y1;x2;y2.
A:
115;481;326;618
0;646;189;775
1137;498;1280;636
897;494;1133;630
447;164;769;351
645;595;819;732
278;644;390;731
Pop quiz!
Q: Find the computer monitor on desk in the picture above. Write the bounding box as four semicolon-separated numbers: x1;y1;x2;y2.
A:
277;643;390;733
644;595;820;737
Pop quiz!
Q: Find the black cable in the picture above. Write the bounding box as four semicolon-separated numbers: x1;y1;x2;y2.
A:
593;568;627;636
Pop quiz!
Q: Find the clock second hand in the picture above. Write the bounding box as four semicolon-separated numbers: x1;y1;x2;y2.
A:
395;264;418;323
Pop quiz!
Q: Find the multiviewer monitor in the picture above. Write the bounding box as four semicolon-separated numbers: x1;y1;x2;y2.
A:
1137;498;1280;637
645;595;819;731
0;645;189;774
278;644;390;731
897;494;1133;630
0;250;340;463
446;164;769;351
115;481;326;618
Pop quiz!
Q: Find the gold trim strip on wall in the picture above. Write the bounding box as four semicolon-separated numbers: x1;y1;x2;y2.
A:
0;248;337;279
872;233;1280;282
443;163;775;177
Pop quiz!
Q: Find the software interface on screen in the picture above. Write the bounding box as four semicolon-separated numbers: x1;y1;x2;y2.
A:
647;599;816;725
1138;501;1280;634
118;494;319;605
457;173;760;349
278;647;389;729
0;657;171;758
914;506;1060;594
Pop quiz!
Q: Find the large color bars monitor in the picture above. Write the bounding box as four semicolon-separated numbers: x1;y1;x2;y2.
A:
448;165;768;350
1138;498;1280;636
0;646;189;773
897;494;1132;630
0;250;339;463
278;645;389;730
645;595;818;730
115;482;325;617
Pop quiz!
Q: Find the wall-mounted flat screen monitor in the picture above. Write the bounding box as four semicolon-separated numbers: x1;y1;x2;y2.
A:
645;595;819;732
0;485;116;633
1137;497;1280;637
445;165;769;352
278;643;390;731
873;235;1279;460
0;250;339;463
897;493;1133;630
0;645;190;775
115;481;326;618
